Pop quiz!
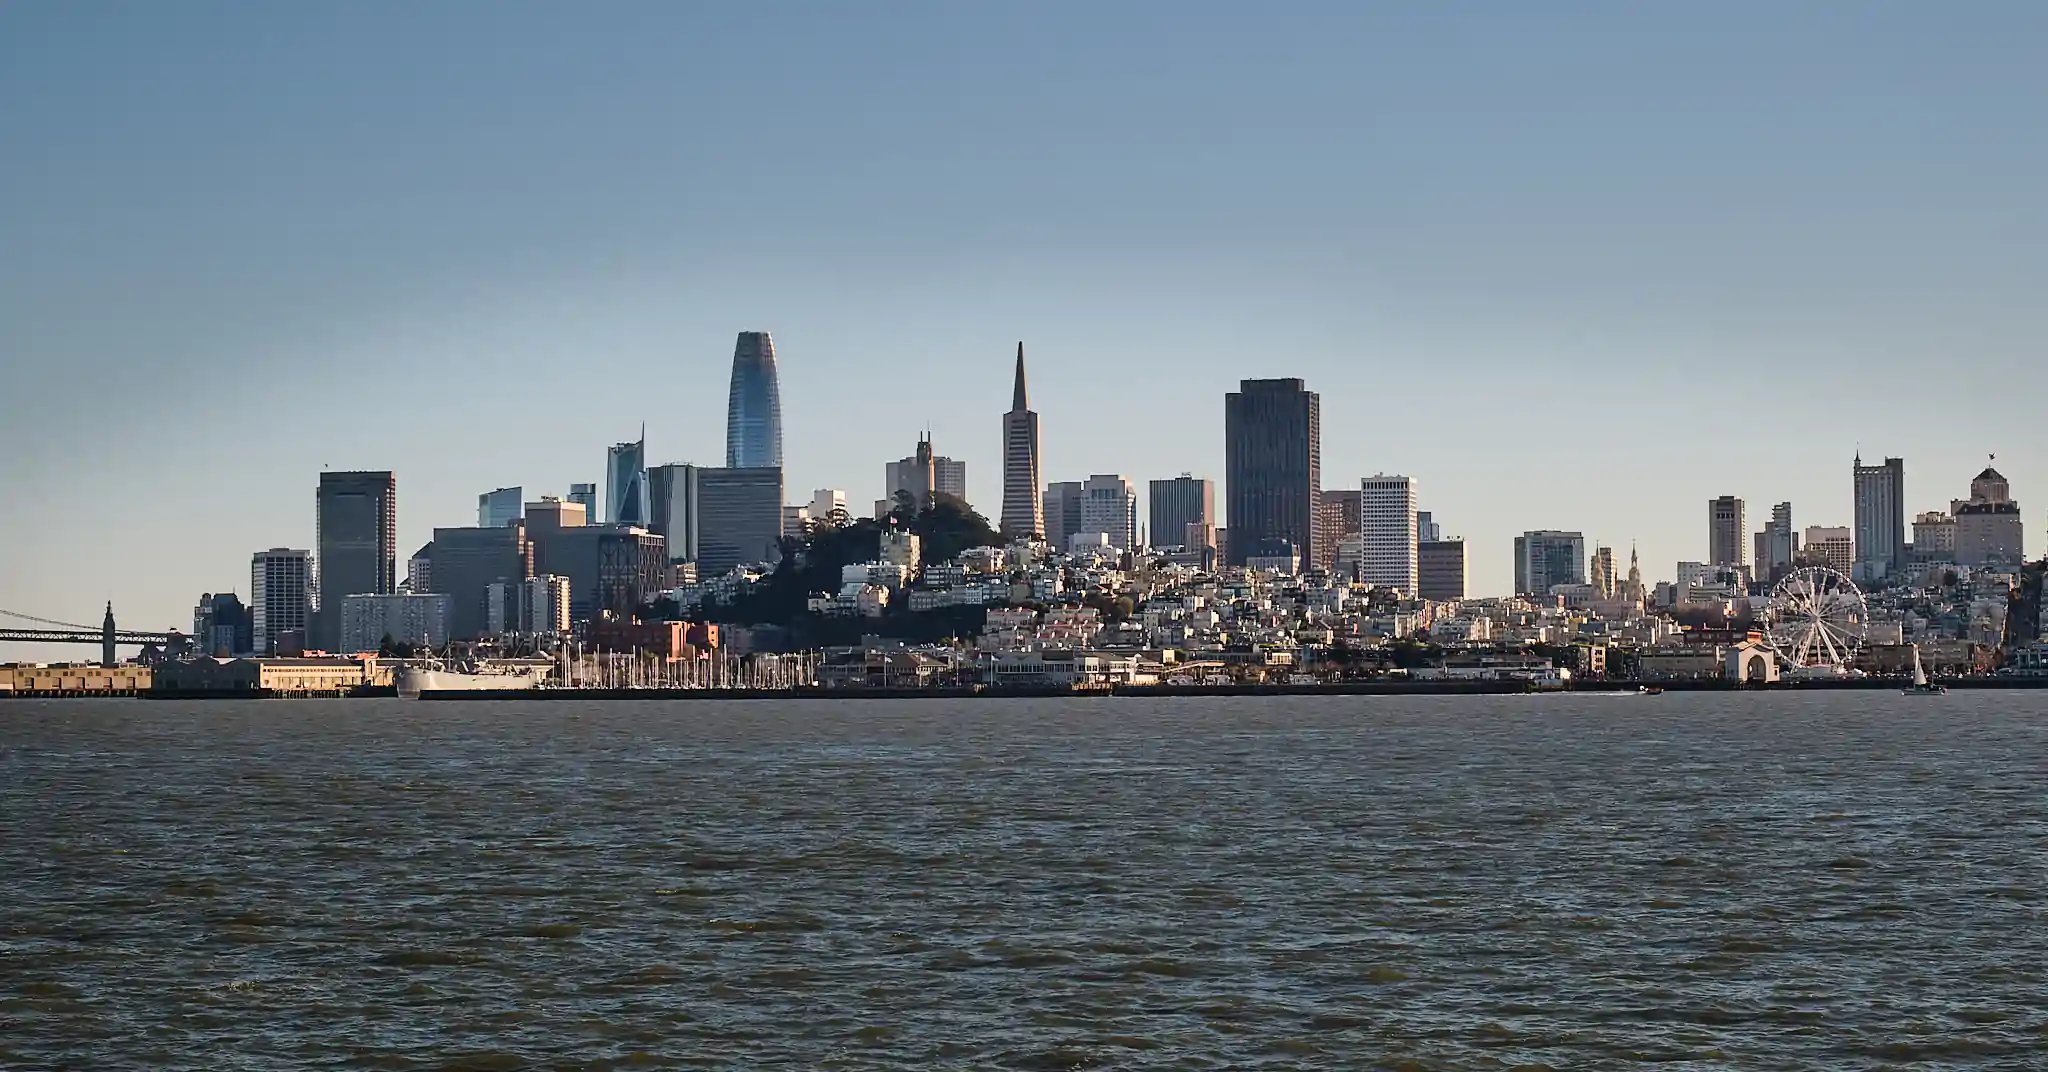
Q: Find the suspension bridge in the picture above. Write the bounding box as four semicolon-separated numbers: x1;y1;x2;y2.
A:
0;607;186;666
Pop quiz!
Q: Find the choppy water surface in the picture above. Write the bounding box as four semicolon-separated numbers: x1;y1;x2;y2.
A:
4;694;2048;1069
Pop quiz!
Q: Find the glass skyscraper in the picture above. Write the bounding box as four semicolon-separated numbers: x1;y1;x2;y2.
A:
1223;379;1321;567
726;331;784;469
477;486;523;528
315;471;397;651
606;436;649;527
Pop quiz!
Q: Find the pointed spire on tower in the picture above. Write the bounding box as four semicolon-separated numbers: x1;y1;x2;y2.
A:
1011;342;1029;412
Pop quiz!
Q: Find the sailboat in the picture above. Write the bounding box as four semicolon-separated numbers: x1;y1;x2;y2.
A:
1902;645;1947;696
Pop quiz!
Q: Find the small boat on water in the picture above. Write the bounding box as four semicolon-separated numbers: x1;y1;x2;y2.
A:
1902;645;1947;696
1638;686;1665;696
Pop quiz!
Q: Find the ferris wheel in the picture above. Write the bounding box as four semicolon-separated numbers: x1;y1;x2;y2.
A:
1763;566;1868;670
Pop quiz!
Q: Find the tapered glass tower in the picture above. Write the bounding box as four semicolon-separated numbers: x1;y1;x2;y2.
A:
726;332;784;469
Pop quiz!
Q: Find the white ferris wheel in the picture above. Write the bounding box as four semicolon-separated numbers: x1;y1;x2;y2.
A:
1763;565;1869;670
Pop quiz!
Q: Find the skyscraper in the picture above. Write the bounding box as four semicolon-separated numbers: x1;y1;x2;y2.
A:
316;471;397;650
567;483;597;516
646;462;700;563
1043;480;1085;549
1416;511;1441;544
1708;495;1746;566
1149;475;1215;551
478;486;523;528
697;466;785;576
251;548;312;656
606;435;649;526
1418;540;1466;601
1224;379;1321;567
1079;475;1139;549
1000;343;1044;539
1513;531;1587;597
726;331;784;469
430;523;533;640
1853;453;1906;577
1359;475;1419;591
1764;502;1798;579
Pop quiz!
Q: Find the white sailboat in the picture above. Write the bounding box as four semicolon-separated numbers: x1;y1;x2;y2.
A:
1902;645;1946;696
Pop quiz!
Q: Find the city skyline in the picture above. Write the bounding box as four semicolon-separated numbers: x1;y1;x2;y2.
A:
4;5;2047;641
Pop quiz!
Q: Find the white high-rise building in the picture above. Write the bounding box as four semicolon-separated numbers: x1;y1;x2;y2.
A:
808;489;848;525
250;548;312;655
1359;475;1419;591
1079;474;1138;550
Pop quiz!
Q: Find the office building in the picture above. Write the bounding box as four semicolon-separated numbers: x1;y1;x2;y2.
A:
1514;531;1587;597
1224;379;1320;567
315;471;397;650
540;526;667;623
1043;481;1085;549
406;543;434;594
1763;502;1798;579
1913;512;1957;562
808;489;848;526
1149;475;1215;550
645;463;699;562
525;575;572;636
886;435;967;508
1322;489;1363;538
1079;474;1138;550
1955;466;2024;567
430;524;532;640
1803;526;1855;574
1853;454;1906;577
1359;475;1419;591
567;483;597;516
339;593;451;653
1418;540;1466;601
726;331;784;468
477;487;523;528
1000;343;1045;538
606;435;650;526
251;548;312;656
698;466;785;576
192;592;253;657
1708;495;1746;567
522;497;587;577
1416;511;1441;544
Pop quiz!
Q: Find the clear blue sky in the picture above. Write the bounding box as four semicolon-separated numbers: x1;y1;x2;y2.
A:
3;2;2045;645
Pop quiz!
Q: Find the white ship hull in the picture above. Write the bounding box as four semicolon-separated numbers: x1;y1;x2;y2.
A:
396;666;548;698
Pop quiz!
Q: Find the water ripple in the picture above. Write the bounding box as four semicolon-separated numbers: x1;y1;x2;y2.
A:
3;692;2046;1069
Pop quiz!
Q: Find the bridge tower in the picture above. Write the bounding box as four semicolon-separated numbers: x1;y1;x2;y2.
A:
102;602;116;668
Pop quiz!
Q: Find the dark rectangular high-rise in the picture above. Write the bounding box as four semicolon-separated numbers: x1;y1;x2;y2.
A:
316;471;396;650
430;524;533;640
698;466;785;577
1148;476;1215;550
1224;379;1320;567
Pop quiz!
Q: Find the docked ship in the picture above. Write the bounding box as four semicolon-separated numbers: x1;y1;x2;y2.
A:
395;659;552;698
